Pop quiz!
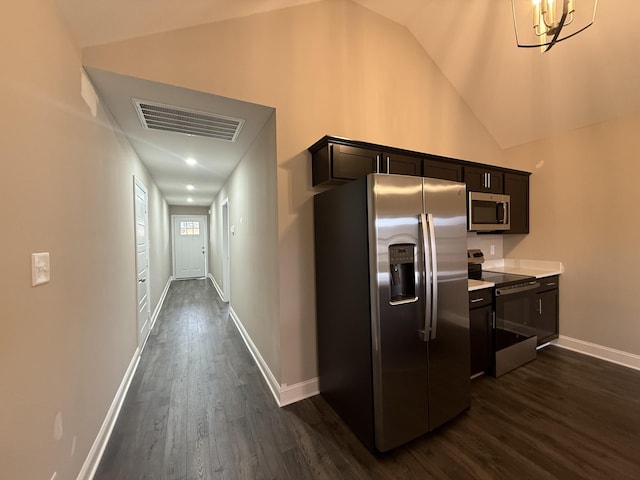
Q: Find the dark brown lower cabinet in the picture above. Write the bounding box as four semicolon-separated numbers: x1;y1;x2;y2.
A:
469;288;494;376
535;276;560;346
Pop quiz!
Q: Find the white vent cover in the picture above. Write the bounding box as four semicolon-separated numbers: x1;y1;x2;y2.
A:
133;99;244;142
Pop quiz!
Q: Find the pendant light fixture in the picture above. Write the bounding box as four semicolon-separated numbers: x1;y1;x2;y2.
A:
511;0;598;52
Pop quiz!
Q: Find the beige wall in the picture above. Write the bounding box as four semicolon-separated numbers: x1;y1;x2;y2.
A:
503;113;640;355
5;2;636;477
0;0;171;478
82;0;503;388
209;113;280;377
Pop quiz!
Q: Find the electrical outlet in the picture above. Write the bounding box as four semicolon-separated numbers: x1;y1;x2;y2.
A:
31;252;50;286
490;244;495;255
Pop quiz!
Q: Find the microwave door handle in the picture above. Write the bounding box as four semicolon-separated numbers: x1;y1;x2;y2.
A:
497;202;506;224
502;201;509;225
419;213;431;342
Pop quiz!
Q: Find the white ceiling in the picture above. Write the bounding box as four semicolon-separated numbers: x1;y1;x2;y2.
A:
55;0;640;204
85;68;274;206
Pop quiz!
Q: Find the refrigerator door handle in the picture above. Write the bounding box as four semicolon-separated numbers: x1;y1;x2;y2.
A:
426;212;438;340
419;213;438;341
419;213;430;342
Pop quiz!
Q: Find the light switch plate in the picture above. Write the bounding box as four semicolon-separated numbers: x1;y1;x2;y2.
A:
32;252;50;286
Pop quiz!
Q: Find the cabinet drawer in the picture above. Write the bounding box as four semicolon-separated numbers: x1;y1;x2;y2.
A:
469;288;493;309
537;275;560;292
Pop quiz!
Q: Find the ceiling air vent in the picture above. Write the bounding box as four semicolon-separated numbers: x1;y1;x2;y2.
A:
133;99;244;142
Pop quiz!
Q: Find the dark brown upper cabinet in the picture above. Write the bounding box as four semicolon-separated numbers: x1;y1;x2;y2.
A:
310;137;424;185
463;166;504;194
382;152;422;176
423;156;463;182
504;172;530;234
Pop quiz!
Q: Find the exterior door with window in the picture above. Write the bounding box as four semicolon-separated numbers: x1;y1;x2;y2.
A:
173;215;207;279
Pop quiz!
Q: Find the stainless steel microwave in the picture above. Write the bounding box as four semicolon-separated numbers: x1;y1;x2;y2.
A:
468;191;510;231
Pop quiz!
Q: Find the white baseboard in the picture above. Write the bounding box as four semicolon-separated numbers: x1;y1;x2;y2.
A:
228;306;282;405
76;348;141;480
553;335;640;371
208;273;224;300
139;276;173;352
78;277;173;479
227;306;319;407
279;377;320;407
150;276;172;331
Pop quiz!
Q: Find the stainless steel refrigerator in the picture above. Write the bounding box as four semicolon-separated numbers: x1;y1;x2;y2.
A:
314;173;470;452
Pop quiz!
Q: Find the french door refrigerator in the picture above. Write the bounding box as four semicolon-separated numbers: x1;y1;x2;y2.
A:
314;173;470;452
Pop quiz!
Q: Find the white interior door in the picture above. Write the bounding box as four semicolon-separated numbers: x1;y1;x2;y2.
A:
134;177;151;348
222;199;231;301
173;215;207;279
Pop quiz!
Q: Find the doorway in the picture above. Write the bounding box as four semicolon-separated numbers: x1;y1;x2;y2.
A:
172;215;208;279
134;177;151;348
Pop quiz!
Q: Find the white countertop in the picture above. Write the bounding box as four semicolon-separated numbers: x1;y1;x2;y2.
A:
467;258;563;291
468;279;494;291
481;259;564;278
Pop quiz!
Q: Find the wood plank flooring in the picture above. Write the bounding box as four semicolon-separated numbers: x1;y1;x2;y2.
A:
94;279;640;479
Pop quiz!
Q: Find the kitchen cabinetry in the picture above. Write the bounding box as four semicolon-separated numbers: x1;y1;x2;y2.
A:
384;152;422;176
423;156;463;182
469;288;493;376
310;138;422;185
311;143;376;185
504;172;530;234
464;166;504;194
309;136;530;234
534;276;559;346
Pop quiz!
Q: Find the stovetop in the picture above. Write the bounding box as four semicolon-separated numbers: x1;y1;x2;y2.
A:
479;271;536;287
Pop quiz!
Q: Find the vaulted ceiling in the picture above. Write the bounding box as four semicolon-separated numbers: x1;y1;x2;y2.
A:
54;0;640;203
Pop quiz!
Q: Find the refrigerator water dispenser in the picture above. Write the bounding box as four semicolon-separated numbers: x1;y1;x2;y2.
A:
389;243;417;303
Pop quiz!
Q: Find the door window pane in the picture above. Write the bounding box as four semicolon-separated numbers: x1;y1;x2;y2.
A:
179;221;200;236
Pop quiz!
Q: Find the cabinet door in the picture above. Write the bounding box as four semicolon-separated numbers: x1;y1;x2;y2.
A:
381;152;422;176
504;172;530;234
535;289;558;346
423;157;463;182
331;144;381;181
470;305;493;376
464;166;504;193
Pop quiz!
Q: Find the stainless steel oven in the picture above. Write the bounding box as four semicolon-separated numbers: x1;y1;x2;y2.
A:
481;272;539;377
468;191;510;231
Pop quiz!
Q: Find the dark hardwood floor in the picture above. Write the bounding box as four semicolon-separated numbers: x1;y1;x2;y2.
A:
95;279;640;479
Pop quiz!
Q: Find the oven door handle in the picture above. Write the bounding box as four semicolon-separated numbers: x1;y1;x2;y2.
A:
495;281;540;296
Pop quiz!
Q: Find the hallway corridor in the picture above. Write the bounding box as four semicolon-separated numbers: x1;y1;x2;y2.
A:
94;278;294;479
94;279;640;480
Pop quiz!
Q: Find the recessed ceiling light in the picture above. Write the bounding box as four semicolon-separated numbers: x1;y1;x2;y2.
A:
186;184;195;191
187;197;194;203
185;158;197;166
